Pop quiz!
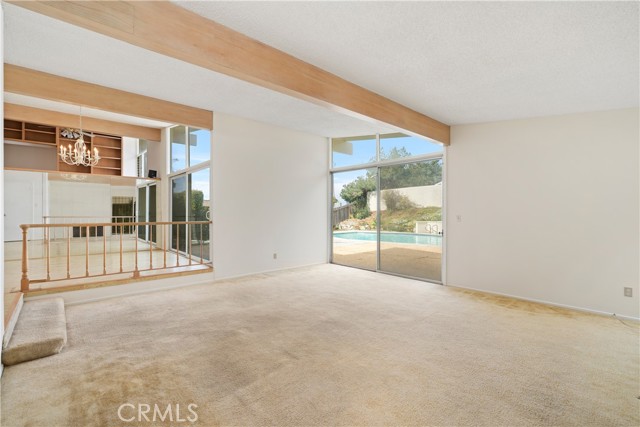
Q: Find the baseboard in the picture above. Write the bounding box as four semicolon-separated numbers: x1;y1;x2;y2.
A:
213;262;327;283
445;283;640;322
28;272;215;306
31;262;327;306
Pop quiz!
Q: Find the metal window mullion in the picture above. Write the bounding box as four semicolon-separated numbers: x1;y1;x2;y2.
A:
329;151;444;174
376;166;381;272
328;171;334;263
440;151;447;286
167;161;210;180
185;126;190;169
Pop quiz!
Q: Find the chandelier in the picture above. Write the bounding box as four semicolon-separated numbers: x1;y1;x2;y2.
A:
59;107;100;167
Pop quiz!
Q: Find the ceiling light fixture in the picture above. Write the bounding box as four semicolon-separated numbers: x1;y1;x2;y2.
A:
59;106;100;167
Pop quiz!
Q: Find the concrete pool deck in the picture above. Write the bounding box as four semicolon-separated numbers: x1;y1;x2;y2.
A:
332;239;442;281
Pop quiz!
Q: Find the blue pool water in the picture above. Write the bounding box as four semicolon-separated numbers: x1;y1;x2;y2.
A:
334;231;442;246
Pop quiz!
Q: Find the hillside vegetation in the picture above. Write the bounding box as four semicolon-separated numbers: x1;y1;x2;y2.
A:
336;207;441;233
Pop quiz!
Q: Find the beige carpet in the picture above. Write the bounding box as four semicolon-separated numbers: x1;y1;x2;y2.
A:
1;264;638;426
2;298;67;366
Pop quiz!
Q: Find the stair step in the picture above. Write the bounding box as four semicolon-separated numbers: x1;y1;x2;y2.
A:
3;292;24;349
2;298;67;366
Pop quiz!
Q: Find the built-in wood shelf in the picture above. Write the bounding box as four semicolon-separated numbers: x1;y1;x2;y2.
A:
90;133;122;176
4;119;124;177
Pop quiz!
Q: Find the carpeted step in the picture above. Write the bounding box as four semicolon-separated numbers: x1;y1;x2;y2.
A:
2;298;67;366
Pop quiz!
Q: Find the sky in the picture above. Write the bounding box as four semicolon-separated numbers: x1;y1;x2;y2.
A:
170;128;211;201
332;135;443;206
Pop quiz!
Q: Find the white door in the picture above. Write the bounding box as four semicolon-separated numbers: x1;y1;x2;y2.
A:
4;181;34;241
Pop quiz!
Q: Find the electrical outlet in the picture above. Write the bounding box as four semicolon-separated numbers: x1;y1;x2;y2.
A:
624;287;633;297
273;252;277;260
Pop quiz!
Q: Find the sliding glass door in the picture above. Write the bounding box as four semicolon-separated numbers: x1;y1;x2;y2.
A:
330;133;444;283
378;160;442;281
331;168;378;271
171;175;188;253
188;168;210;261
171;168;210;260
137;184;157;243
169;124;211;260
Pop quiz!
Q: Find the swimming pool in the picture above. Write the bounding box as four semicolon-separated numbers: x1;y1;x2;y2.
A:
334;231;442;246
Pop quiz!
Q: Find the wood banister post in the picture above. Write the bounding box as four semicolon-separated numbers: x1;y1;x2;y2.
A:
20;225;30;292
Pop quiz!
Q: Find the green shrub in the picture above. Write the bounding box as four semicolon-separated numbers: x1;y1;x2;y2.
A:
383;190;417;211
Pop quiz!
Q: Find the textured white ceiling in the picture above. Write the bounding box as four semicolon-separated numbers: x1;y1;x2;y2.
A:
3;4;397;137
3;1;638;137
177;0;639;125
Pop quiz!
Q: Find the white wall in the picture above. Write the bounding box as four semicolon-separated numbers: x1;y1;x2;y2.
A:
5;144;57;171
48;181;112;219
147;138;163;179
212;113;328;279
447;108;639;318
121;137;138;177
4;170;47;241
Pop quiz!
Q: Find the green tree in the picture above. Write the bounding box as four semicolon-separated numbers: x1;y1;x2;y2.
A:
339;146;442;220
340;174;375;219
376;147;442;189
189;189;210;239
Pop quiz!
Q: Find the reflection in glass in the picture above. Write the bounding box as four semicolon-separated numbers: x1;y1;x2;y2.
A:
188;128;211;168
331;168;377;271
188;168;210;261
170;126;187;172
137;185;157;243
171;175;187;252
148;185;157;243
378;159;443;281
379;133;443;159
331;135;376;168
137;186;146;240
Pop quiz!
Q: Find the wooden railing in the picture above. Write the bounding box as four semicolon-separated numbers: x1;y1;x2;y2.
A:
19;220;212;292
43;215;136;224
43;215;137;238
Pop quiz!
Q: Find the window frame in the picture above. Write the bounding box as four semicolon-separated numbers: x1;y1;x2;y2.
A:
167;125;212;262
328;132;447;284
169;125;211;174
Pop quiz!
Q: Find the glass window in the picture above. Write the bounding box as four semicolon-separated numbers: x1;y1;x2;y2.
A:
379;133;443;160
378;159;443;281
188;128;211;167
331;135;376;168
138;139;148;155
189;168;210;261
137;186;147;240
170;126;187;172
171;175;187;252
149;185;157;244
331;168;377;271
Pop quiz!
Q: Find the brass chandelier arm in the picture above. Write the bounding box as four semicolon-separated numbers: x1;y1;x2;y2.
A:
58;106;101;167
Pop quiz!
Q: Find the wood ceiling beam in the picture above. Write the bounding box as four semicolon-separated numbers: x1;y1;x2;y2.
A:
4;103;162;141
7;1;450;144
4;64;213;130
